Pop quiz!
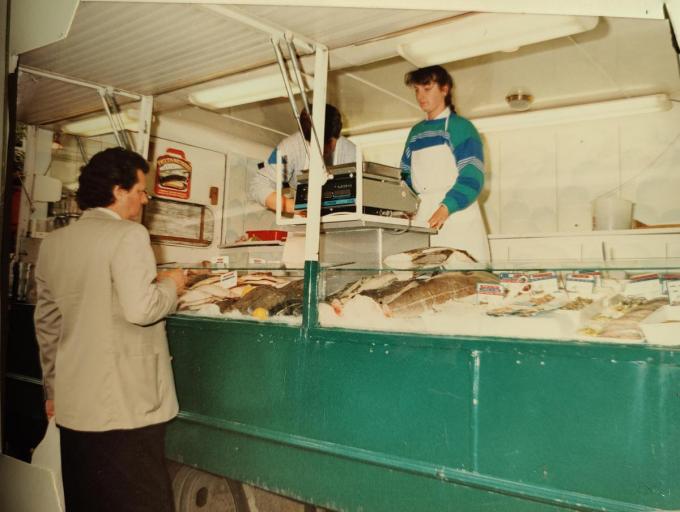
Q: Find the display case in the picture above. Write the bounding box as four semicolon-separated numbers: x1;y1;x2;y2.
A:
165;253;680;512
318;256;680;346
169;252;680;349
166;264;306;325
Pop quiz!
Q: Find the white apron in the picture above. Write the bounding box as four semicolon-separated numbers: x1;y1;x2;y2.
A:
411;116;490;263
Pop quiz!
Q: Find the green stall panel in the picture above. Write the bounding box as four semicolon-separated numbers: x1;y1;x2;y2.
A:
166;316;680;511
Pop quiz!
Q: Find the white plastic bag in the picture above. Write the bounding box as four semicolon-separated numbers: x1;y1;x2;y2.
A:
31;418;65;512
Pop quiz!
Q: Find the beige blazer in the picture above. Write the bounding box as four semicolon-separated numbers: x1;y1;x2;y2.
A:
34;208;179;431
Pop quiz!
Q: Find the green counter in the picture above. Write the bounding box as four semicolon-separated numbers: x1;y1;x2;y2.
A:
166;313;680;511
6;283;677;510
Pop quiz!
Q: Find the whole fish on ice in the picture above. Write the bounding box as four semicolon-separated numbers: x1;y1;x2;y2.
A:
382;272;483;318
229;279;304;316
383;247;477;269
326;271;413;313
326;270;498;318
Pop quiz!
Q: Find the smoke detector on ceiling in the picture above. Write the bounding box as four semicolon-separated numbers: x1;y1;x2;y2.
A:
506;90;533;111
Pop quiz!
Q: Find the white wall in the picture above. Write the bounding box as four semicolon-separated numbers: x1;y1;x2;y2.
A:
356;103;680;235
43;110;282;266
149;111;278;264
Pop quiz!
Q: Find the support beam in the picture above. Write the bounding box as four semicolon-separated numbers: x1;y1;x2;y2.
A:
303;44;328;263
81;1;666;20
136;95;153;158
18;66;142;101
200;4;315;53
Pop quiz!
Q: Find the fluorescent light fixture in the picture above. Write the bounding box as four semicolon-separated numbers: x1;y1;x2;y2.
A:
350;95;672;148
474;94;671;133
397;13;599;66
61;109;139;136
189;72;312;109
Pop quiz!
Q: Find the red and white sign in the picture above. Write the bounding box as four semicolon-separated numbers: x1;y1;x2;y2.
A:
154;148;192;199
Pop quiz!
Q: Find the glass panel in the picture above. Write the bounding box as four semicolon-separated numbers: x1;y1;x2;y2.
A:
221;153;280;246
164;265;304;325
143;197;214;247
319;263;680;346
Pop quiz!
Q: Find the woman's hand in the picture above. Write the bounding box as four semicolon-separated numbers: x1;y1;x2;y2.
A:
428;204;450;230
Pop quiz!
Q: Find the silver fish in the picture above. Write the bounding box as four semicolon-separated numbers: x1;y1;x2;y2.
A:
384;247;477;269
327;272;404;309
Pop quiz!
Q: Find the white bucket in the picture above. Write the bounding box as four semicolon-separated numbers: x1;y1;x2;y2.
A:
592;197;633;230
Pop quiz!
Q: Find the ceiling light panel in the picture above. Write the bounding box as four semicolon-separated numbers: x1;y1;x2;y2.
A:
397;13;600;66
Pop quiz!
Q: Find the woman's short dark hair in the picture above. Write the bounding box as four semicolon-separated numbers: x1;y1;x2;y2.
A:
76;147;149;210
404;65;455;109
300;104;343;143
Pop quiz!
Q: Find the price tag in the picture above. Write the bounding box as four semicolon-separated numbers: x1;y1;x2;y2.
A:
529;271;559;293
624;273;663;299
565;273;596;295
211;255;229;268
498;272;530;297
219;270;238;289
667;280;680;306
477;283;506;305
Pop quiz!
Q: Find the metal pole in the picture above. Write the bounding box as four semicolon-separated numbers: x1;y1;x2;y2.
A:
271;38;305;143
136;95;153;158
300;44;328;331
97;89;125;148
201;4;316;53
303;44;328;263
271;37;307;219
75;136;89;163
284;36;311;115
19;65;141;100
284;35;326;169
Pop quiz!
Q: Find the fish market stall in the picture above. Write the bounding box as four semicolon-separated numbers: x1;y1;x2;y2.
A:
5;2;680;512
163;243;680;510
165;255;680;511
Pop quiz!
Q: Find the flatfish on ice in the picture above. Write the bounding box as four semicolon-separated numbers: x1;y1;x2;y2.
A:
382;271;495;318
360;279;419;305
234;279;304;316
384;247;477;269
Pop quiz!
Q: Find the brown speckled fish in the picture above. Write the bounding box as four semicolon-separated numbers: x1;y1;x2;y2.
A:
233;279;304;315
382;271;497;318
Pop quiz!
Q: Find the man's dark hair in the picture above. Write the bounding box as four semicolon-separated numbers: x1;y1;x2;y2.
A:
324;104;343;141
76;147;149;210
404;65;455;111
300;103;343;143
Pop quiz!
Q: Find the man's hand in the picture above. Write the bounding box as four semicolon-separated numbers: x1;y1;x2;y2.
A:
45;399;55;420
157;268;187;295
265;192;296;214
283;196;296;214
428;204;450;230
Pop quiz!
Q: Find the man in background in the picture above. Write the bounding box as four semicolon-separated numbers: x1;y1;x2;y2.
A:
249;103;356;213
34;147;186;512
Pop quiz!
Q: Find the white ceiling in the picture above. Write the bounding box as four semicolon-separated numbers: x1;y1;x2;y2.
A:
16;3;680;146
